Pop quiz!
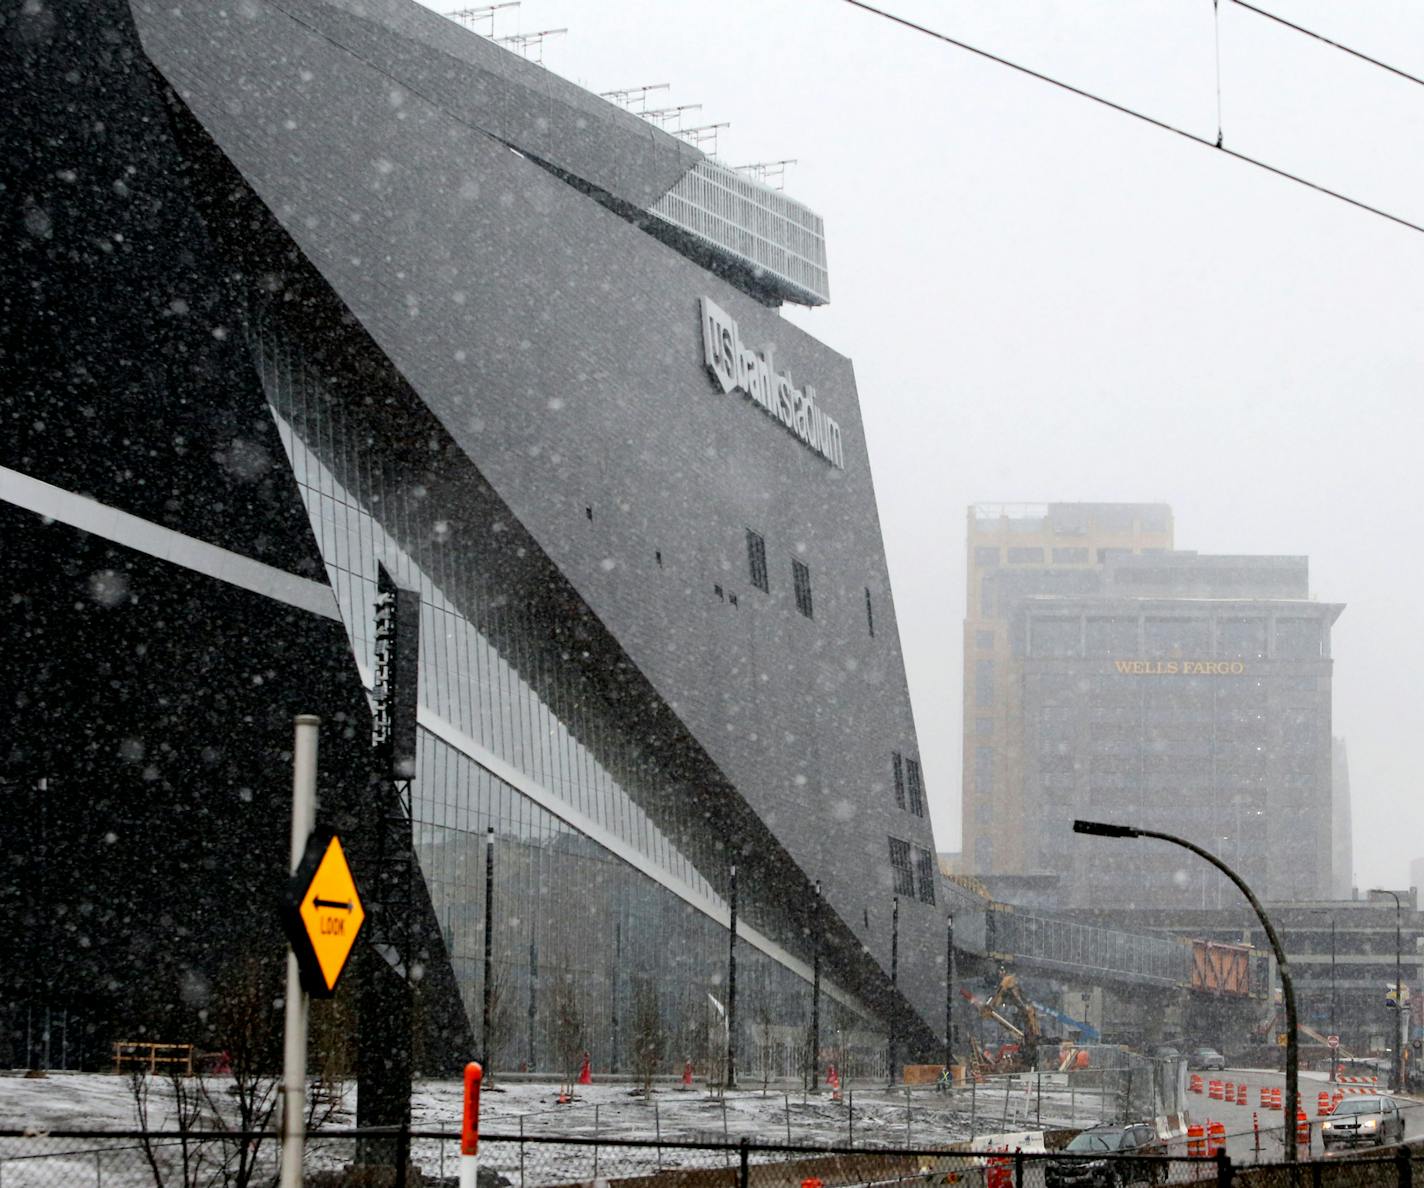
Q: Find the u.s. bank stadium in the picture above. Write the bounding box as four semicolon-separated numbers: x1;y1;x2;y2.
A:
2;0;956;1079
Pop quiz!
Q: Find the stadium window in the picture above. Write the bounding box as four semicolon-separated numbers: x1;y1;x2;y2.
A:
888;837;914;898
915;848;937;905
746;529;768;593
792;558;813;618
906;757;925;817
891;751;906;810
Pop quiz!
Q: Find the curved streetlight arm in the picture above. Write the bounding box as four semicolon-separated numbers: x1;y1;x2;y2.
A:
1073;819;1299;1162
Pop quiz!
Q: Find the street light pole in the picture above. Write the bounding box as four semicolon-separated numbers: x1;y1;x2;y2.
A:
1330;917;1338;1084
1073;819;1300;1163
946;912;955;1075
1371;889;1404;1094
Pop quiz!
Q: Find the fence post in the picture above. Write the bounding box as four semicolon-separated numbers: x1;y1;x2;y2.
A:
1397;1145;1413;1188
1215;1146;1232;1188
519;1114;526;1187
784;1093;792;1146
848;1089;854;1148
593;1103;600;1179
395;1121;410;1188
1013;1149;1024;1188
738;1136;750;1188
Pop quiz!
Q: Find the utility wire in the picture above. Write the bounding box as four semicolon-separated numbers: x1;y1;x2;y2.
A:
1227;0;1424;90
837;0;1424;237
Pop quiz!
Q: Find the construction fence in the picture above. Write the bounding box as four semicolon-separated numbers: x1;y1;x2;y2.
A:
3;1129;1422;1188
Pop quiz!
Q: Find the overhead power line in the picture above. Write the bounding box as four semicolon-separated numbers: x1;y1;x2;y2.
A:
1227;0;1424;90
837;0;1424;237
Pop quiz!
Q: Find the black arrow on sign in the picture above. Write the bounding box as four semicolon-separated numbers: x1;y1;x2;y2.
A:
313;896;353;912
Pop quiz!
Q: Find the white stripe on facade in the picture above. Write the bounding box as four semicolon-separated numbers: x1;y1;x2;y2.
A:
0;464;340;621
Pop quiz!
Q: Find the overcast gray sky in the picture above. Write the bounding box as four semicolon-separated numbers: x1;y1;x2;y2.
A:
419;0;1424;892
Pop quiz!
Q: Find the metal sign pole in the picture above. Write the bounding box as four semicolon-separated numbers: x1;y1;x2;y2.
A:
280;715;320;1188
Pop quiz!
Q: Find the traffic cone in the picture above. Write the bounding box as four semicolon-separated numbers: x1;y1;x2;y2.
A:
1317;1091;1332;1116
827;1063;839;1090
578;1052;592;1085
682;1059;694;1089
1296;1108;1310;1146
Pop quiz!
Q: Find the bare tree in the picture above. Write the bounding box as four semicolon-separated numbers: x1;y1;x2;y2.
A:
549;968;585;1094
481;959;515;1086
630;977;665;1100
754;996;776;1093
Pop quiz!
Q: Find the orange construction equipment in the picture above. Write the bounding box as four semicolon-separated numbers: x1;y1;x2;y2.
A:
1187;1123;1206;1158
1270;1087;1283;1111
1190;1074;1204;1094
1296;1108;1311;1146
1332;1090;1344;1110
1224;1082;1236;1104
1317;1091;1333;1116
683;1060;694;1089
1259;1085;1270;1108
1253;1111;1261;1153
1237;1083;1247;1103
1209;1080;1223;1100
1208;1121;1227;1156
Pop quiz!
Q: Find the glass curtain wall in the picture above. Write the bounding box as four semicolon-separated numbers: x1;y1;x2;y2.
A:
248;319;885;1076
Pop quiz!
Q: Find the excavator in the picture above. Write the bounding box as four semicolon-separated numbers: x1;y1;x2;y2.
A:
964;970;1042;1074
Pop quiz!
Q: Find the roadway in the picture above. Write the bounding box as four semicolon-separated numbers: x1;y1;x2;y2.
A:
1171;1067;1424;1164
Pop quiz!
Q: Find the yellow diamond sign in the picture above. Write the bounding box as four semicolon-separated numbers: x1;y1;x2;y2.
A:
278;830;365;998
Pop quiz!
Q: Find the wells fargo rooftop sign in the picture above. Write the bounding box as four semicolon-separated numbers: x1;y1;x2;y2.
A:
1113;660;1247;676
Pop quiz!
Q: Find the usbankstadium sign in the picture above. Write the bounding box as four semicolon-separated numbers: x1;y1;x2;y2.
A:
700;296;845;469
1113;660;1247;676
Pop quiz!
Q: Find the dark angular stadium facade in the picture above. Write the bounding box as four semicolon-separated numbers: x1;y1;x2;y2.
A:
2;0;944;1075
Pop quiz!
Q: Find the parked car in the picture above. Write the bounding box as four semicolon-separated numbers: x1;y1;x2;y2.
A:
1321;1096;1405;1149
1149;1045;1181;1061
1044;1123;1163;1187
1187;1046;1226;1071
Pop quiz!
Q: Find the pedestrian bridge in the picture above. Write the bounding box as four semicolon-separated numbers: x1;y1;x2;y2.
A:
941;877;1269;997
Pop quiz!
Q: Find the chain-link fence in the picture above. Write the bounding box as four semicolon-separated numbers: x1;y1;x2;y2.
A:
2;1129;1423;1187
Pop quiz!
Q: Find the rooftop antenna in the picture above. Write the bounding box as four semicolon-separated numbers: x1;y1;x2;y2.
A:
598;84;671;114
494;28;567;63
641;104;703;132
444;3;519;36
734;159;797;191
676;123;730;157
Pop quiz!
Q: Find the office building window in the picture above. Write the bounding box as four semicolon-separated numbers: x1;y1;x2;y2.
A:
906;757;925;817
1218;617;1267;660
915;848;937;905
975;629;994;649
889;837;915;897
974;546;1000;567
1031;616;1080;658
1007;546;1045;564
865;587;875;637
792;558;813;618
975;659;995;707
746;529;768;592
980;575;996;617
1144;616;1209;657
1086;616;1137;656
973;836;993;872
1275;617;1323;659
975;717;994;736
891;751;906;810
1052;547;1090;563
974;746;993;796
